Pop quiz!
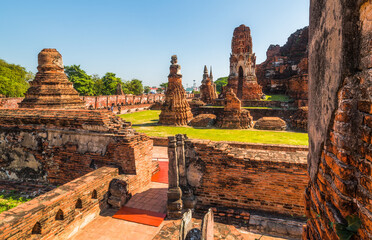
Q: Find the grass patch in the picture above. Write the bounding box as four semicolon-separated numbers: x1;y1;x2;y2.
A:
120;110;308;145
0;191;31;214
262;94;291;102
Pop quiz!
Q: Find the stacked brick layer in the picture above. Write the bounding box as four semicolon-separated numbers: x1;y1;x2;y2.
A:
19;49;84;109
0;167;118;240
304;1;372;239
187;140;308;217
0;109;153;187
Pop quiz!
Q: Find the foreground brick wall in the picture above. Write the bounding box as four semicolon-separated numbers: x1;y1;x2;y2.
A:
186;140;308;217
0;109;153;187
305;1;371;239
0;167;118;240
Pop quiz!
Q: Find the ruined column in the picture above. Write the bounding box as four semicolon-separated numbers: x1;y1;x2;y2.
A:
167;136;183;218
179;209;193;240
176;134;187;187
201;209;214;240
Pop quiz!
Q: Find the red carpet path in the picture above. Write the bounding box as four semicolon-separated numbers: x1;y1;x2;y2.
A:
151;161;168;184
113;206;166;227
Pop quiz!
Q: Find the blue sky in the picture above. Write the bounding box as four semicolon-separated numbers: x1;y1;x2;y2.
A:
0;0;309;88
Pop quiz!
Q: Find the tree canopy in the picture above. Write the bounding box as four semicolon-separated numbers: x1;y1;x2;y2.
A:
214;77;228;93
64;65;95;96
0;59;31;97
123;79;143;95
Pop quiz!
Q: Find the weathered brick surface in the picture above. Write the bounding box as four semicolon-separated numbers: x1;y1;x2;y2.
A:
0;167;119;240
19;49;84;109
223;25;263;100
159;56;193;126
0;109;153;187
186;140;308;217
304;1;372;239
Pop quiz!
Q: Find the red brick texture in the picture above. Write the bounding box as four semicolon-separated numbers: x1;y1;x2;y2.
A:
0;167;119;240
304;1;372;239
186;140;308;217
0;109;153;187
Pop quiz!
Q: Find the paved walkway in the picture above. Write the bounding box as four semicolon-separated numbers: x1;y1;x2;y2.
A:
71;147;169;240
71;146;289;240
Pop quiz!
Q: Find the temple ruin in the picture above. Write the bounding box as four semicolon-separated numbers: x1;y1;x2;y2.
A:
200;65;218;104
223;24;263;101
216;89;253;129
18;49;85;109
158;55;193;126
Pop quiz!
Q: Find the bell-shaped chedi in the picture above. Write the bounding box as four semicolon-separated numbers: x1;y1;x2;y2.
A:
19;49;84;109
223;25;263;100
158;55;193;126
200;66;218;104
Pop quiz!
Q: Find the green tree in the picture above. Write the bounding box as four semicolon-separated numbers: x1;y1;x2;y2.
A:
123;79;144;95
144;86;151;94
214;77;228;94
92;74;104;96
101;72;122;95
0;59;30;97
64;65;95;96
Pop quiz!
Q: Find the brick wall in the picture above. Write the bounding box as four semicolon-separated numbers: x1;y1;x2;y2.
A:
0;109;153;187
0;167;118;240
0;167;148;240
185;140;308;217
305;1;372;239
0;94;166;109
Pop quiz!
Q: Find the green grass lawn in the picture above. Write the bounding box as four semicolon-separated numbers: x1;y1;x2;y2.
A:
0;192;31;214
120;110;308;145
262;94;291;102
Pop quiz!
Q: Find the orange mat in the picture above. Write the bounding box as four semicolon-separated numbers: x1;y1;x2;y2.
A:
113;206;166;227
151;161;168;184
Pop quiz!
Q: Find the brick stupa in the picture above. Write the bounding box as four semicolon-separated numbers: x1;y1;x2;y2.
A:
216;88;253;129
200;66;217;104
158;55;193;126
19;49;85;109
223;25;263;100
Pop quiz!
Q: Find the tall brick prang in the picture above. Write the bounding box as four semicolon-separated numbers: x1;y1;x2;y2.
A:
159;55;193;125
19;48;85;109
223;25;263;100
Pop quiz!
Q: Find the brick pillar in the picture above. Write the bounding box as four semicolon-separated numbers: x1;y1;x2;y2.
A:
167;136;183;218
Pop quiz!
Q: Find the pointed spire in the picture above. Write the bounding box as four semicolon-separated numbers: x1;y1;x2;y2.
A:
209;66;213;79
204;65;208;74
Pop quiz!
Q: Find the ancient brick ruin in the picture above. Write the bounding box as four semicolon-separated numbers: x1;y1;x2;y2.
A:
254;117;287;131
18;49;85;109
303;1;372;239
166;134;308;238
158;55;193;126
0;49;153;188
223;24;263;101
256;27;309;107
216;89;253;129
200;65;218;104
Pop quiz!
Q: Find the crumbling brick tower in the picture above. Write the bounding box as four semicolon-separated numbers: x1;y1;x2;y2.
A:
303;0;371;239
200;65;218;104
159;55;193;126
19;49;84;109
223;25;263;100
